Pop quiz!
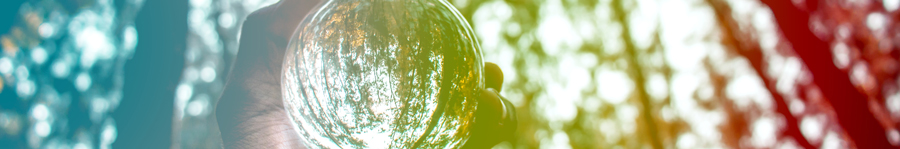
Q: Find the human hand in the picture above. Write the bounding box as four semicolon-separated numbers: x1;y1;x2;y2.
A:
214;0;515;148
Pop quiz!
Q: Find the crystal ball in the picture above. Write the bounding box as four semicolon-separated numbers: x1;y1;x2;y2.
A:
280;0;484;148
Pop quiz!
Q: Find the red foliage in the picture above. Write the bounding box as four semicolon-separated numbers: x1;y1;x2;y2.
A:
710;0;900;148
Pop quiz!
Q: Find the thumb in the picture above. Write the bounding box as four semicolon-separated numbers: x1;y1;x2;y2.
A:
484;62;504;92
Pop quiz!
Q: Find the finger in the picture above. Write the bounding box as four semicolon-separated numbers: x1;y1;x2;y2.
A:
234;0;319;56
225;0;321;79
484;62;504;92
462;88;517;149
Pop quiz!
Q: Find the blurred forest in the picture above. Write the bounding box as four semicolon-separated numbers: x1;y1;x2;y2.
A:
448;0;900;148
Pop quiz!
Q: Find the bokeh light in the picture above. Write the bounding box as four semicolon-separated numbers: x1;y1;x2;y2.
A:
0;0;142;148
3;0;900;148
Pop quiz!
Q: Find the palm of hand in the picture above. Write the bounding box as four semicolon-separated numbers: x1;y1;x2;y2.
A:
215;2;316;148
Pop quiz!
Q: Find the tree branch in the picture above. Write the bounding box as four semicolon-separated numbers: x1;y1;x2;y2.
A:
757;0;894;147
705;0;816;148
610;0;663;148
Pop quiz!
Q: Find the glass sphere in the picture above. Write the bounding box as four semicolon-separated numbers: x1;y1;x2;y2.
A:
280;0;484;148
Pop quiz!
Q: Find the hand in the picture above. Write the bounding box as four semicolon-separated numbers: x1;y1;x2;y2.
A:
214;0;516;148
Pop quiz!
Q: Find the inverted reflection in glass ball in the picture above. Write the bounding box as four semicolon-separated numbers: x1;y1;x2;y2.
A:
281;0;484;148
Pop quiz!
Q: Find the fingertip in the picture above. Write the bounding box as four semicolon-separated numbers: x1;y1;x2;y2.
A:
484;62;503;92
